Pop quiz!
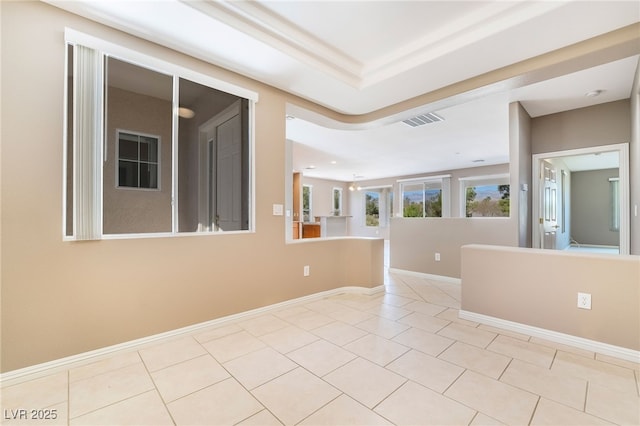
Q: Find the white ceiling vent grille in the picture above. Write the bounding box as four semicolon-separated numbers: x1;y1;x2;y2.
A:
402;112;444;127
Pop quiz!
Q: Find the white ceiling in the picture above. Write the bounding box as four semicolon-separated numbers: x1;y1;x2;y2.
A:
47;0;640;182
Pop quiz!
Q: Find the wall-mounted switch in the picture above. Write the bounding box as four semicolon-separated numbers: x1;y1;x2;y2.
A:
273;204;284;216
435;253;441;262
303;265;310;277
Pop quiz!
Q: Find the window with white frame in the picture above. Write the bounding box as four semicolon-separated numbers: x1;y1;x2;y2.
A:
400;176;449;218
460;174;510;217
363;186;392;226
117;131;159;189
64;32;256;239
332;187;342;216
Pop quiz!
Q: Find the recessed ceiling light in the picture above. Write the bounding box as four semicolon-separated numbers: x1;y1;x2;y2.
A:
330;160;337;164
585;90;604;97
305;165;316;169
178;107;195;119
472;159;485;163
285;115;296;120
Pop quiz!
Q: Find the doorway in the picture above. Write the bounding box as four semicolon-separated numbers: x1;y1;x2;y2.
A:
532;143;629;254
198;100;244;232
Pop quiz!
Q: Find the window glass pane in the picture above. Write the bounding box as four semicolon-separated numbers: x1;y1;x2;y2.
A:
403;183;423;217
177;77;250;232
104;57;172;234
302;185;312;222
118;135;138;160
118;160;138;187
139;137;158;162
140;163;158;189
465;184;510;217
65;43;254;238
365;191;380;226
425;188;442;217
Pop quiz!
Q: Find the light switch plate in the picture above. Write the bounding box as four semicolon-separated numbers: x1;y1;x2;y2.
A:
272;204;284;216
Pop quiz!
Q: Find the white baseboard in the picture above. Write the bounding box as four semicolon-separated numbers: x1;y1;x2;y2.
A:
0;284;384;386
388;268;461;285
459;310;640;363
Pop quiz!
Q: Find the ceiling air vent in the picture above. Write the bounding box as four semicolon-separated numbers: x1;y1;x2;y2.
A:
402;112;444;127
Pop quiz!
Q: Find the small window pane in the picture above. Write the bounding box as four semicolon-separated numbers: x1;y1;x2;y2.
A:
140;136;158;162
119;160;138;187
119;136;138;160
140;163;158;189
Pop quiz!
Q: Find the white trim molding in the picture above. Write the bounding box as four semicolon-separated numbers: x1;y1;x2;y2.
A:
0;284;384;387
459;310;640;363
388;268;461;285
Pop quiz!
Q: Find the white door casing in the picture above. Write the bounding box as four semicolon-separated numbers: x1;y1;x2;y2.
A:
532;143;630;254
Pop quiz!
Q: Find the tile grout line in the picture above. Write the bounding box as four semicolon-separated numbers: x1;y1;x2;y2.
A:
138;350;178;425
526;396;542;425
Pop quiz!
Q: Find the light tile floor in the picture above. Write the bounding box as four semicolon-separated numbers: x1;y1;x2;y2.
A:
2;271;639;425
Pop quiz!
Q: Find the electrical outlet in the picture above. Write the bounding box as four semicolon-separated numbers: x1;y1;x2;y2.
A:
435;253;441;261
577;292;591;310
303;265;310;276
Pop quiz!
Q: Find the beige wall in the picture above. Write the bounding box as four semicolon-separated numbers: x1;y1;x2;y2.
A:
510;102;532;248
531;99;635;252
571;168;620;247
300;176;348;220
461;244;640;351
386;164;515;278
0;2;383;372
531;99;631;155
390;218;516;278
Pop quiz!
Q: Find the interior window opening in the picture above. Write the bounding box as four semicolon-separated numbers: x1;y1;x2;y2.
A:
64;40;253;240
